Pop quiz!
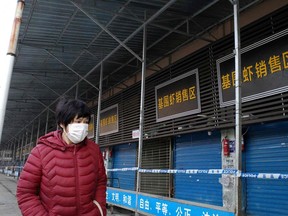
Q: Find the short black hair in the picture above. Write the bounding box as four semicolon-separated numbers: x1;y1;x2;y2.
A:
55;98;91;127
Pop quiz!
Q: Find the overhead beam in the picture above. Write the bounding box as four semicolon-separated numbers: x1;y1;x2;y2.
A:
45;49;99;91
90;5;193;37
26;95;55;114
32;75;61;97
72;0;133;66
71;1;143;62
99;0;220;96
9;87;55;113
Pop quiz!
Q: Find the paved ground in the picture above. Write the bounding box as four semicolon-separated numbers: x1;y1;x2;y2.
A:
0;174;21;216
0;173;133;216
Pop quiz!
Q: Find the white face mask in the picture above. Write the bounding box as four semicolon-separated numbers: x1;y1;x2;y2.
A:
65;123;88;144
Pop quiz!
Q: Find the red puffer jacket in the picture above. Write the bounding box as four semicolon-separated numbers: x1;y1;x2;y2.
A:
17;130;107;216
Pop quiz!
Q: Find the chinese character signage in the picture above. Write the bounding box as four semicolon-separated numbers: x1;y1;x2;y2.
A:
155;69;201;122
217;30;288;107
106;187;234;216
100;104;118;136
106;188;136;210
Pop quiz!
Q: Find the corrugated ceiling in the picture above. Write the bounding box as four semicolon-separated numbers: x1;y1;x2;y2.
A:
1;0;261;148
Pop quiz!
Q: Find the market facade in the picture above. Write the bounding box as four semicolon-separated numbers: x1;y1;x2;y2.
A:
1;1;287;216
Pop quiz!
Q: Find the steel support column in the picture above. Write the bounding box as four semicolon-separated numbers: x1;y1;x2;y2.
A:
45;110;49;134
20;133;24;164
0;1;24;143
16;136;20;161
230;0;243;215
12;139;16;160
96;62;103;144
135;12;147;216
8;142;12;160
30;122;34;144
36;118;41;143
24;130;29;162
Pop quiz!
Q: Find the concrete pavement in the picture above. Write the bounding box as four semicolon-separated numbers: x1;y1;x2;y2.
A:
0;174;21;216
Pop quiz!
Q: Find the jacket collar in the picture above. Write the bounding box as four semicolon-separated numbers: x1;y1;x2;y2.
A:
37;130;87;151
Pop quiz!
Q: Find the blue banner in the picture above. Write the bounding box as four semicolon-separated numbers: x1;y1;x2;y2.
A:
107;188;136;210
107;188;234;216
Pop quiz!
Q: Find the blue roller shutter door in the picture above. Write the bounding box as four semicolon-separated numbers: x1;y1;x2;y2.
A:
245;121;288;215
174;131;222;206
111;142;137;191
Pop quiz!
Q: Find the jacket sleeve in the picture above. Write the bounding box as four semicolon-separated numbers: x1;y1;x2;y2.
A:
17;146;48;216
94;147;107;216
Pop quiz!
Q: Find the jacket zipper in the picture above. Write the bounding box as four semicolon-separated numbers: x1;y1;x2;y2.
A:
73;145;81;216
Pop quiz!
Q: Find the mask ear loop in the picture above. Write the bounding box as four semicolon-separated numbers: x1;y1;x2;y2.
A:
62;125;68;137
61;124;73;145
59;123;66;131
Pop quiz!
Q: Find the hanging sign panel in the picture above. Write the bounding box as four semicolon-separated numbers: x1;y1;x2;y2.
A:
217;29;288;107
100;104;118;136
155;69;201;122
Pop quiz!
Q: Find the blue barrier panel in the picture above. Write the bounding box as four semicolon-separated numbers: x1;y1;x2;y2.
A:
107;188;136;210
107;188;234;216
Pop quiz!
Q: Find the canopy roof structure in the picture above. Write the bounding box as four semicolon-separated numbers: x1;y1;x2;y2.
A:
1;0;268;148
